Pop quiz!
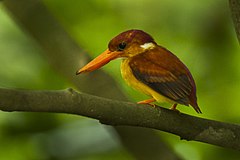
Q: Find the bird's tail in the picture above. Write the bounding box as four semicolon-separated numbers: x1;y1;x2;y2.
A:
190;101;202;114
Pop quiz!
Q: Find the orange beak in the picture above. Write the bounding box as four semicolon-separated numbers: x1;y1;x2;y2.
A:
76;49;122;74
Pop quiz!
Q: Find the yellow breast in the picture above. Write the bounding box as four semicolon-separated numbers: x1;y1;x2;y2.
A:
120;58;174;104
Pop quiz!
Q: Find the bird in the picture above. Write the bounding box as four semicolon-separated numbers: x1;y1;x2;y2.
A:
76;29;201;113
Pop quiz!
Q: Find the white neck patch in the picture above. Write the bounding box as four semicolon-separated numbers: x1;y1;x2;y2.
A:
140;42;155;50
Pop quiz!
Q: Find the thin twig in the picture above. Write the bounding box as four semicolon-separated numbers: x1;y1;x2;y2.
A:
229;0;240;43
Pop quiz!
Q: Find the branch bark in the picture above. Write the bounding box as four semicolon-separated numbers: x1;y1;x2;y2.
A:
0;88;240;151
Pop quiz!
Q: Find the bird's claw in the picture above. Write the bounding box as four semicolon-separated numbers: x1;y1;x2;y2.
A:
137;98;156;107
169;104;181;113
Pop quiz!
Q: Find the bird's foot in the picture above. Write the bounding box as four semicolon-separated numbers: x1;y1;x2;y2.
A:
137;98;156;107
169;104;180;113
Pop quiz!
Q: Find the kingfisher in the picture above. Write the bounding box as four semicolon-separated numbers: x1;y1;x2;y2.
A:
76;29;201;113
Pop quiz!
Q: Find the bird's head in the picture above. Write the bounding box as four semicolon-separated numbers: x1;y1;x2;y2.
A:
76;29;156;74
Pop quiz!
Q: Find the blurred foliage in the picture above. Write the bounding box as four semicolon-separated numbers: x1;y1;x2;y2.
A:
0;0;240;159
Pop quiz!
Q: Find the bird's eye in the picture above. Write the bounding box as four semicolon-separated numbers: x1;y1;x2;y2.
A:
118;42;127;51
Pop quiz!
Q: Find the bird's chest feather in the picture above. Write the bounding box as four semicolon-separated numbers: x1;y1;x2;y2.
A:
121;59;153;96
120;58;174;103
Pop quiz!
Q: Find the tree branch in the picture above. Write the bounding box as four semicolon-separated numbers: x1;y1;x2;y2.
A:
0;88;240;151
229;0;240;43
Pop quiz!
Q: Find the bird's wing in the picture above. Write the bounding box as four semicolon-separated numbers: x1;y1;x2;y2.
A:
129;46;194;105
